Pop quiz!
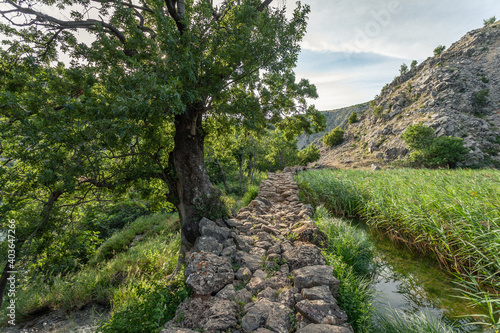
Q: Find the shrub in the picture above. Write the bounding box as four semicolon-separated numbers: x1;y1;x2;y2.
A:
473;89;489;108
402;123;468;168
483;16;496;26
99;276;189;333
298;144;321;165
401;123;435;150
424;136;468;168
433;45;446;56
372;105;383;118
323;127;344;147
348;112;359;124
399;63;408;76
410;60;418;71
242;185;259;207
81;200;151;239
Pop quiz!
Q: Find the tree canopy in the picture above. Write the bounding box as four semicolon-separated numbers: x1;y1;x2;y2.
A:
0;0;324;292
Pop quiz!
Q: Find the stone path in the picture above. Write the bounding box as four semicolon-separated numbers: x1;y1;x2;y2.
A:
162;167;353;333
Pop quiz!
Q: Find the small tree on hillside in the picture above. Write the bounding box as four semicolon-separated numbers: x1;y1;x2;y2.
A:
484;16;497;26
434;45;446;56
323;127;344;147
348;112;359;124
298;144;321;166
399;63;409;76
410;60;418;71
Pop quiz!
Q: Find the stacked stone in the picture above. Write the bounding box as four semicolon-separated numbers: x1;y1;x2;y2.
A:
162;167;353;333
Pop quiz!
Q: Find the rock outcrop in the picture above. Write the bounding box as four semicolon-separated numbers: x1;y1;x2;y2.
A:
162;167;352;333
307;21;500;168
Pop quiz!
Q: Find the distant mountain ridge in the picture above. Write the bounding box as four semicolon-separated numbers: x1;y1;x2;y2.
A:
297;102;368;149
303;20;500;168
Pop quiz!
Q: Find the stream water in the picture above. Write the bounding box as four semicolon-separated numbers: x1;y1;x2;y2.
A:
350;219;485;332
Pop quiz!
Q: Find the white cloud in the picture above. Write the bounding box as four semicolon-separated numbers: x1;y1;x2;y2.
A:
287;0;500;109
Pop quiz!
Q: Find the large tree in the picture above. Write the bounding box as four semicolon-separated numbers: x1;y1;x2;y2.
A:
0;0;322;268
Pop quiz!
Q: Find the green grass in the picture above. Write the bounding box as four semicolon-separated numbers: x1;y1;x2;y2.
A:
296;168;500;287
372;309;455;333
314;207;375;332
1;213;183;327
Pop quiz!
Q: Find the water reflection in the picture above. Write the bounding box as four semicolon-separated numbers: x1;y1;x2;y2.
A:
350;219;485;332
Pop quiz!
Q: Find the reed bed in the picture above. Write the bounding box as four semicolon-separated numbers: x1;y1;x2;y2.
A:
296;168;500;287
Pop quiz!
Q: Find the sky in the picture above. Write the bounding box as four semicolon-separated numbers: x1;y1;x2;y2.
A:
290;0;500;110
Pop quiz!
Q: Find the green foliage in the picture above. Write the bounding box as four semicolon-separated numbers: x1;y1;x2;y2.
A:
1;213;181;324
433;45;446;56
401;123;435;151
314;207;373;277
473;89;490;108
372;309;455;333
454;274;500;332
372;105;383;118
323;127;344;147
99;276;189;333
421;136;468;168
298;144;321;166
399;63;408;76
314;208;374;332
82;201;152;240
410;60;418;71
402;123;468;168
30;230;103;278
91;212;178;264
242;185;259;207
348;112;359;124
295;168;500;287
483;16;497;26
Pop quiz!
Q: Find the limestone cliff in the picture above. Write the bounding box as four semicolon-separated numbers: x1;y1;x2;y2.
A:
310;21;500;168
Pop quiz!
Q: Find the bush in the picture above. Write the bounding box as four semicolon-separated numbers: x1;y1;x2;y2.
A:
372;105;383;118
82;200;151;239
399;63;408;76
298;144;321;166
473;89;489;108
484;16;496;26
402;123;468;168
433;45;446;56
323;127;344;147
242;185;259;207
99;276;189;333
424;136;468;168
401;123;435;150
410;60;418;71
348;112;359;125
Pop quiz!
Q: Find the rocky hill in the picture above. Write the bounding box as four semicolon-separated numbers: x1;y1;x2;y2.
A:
297;103;368;150
310;21;500;169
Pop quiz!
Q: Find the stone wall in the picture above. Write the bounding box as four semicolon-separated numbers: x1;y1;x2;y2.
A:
162;167;353;333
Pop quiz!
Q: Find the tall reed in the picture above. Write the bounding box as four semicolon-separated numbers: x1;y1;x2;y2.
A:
296;168;500;287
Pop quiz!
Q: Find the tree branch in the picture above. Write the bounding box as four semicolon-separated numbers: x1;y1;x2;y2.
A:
1;0;127;45
164;0;185;34
257;0;274;12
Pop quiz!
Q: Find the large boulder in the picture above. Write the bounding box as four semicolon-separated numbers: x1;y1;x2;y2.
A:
283;243;326;270
185;252;234;295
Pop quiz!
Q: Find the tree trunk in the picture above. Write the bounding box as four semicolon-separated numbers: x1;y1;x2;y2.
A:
170;104;223;259
215;158;229;193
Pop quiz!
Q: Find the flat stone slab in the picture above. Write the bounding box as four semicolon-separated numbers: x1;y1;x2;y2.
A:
292;265;340;295
185;252;234;295
295;299;348;325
